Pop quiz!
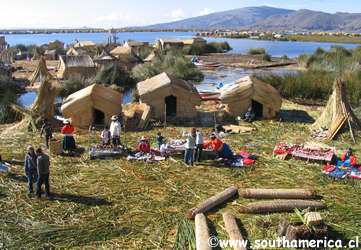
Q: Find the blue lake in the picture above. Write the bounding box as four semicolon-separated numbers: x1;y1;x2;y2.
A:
4;31;360;58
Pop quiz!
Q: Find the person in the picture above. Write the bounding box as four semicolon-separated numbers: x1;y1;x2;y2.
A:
159;139;174;155
40;119;53;149
182;128;197;166
203;133;233;159
156;132;164;149
217;82;223;89
195;130;204;162
340;147;357;167
137;136;150;154
110;115;122;148
244;107;256;123
35;147;50;199
101;126;111;146
24;146;38;194
61;119;76;153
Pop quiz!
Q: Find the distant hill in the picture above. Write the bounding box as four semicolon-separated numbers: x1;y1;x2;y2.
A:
141;6;361;32
143;6;294;29
249;9;361;32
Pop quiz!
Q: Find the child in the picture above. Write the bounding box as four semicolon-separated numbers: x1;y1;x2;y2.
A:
101;126;111;146
182;128;196;166
156;132;164;149
137;136;150;154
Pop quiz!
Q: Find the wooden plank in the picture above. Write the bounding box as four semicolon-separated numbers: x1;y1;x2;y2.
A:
195;213;211;250
187;186;238;219
137;105;151;130
223;212;247;250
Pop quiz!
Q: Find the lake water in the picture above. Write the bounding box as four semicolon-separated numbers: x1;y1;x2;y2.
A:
4;31;360;58
12;31;360;106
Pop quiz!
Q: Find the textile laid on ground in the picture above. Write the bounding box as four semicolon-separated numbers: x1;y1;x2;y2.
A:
222;125;256;134
220;151;256;167
126;151;166;162
322;161;361;180
0;163;8;171
89;146;124;160
274;142;334;162
167;139;187;151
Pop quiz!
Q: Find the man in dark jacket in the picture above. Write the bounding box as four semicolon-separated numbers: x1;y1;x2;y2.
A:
35;147;50;199
24;146;37;194
40;119;53;149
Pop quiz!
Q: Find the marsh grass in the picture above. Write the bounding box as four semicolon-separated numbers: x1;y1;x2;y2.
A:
0;102;361;248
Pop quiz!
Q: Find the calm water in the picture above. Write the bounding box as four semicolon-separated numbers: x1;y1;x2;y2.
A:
4;31;360;58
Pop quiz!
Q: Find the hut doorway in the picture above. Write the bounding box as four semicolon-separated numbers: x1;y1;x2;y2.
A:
251;100;263;118
165;95;177;117
93;109;105;125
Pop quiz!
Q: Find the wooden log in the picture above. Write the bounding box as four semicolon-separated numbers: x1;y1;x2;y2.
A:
304;212;323;226
187;186;238;219
195;213;211;250
238;188;316;199
239;200;326;214
222;212;247;250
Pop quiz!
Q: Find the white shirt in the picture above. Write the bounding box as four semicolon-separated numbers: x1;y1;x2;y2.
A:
196;131;204;145
160;143;174;153
109;121;121;137
182;131;196;149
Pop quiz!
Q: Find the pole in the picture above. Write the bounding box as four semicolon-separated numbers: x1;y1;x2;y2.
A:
272;118;282;157
342;102;356;143
164;104;166;137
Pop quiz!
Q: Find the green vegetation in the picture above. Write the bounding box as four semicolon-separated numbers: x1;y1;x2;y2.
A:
59;76;89;99
247;48;266;55
96;64;136;93
132;50;203;82
285;34;361;44
281;54;289;60
1;102;361;248
261;53;272;62
183;41;231;55
0;74;22;124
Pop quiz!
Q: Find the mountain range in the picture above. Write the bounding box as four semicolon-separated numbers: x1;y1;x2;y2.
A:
142;6;361;32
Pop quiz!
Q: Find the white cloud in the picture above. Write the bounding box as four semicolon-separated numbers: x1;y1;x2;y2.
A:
170;8;185;20
199;8;215;16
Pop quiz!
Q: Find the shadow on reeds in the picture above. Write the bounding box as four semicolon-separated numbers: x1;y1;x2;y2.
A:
61;147;85;157
51;192;112;206
235;217;251;250
206;217;221;250
3;160;24;166
280;110;315;124
327;226;352;247
0;192;7;199
6;172;27;182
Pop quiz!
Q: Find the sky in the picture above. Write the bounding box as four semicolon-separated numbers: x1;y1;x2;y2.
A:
1;0;361;29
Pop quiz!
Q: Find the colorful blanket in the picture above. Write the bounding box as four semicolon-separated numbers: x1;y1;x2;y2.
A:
220;152;256;167
0;163;8;171
274;142;334;162
322;161;361;180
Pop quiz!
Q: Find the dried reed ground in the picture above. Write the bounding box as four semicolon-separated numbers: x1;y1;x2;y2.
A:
0;102;361;248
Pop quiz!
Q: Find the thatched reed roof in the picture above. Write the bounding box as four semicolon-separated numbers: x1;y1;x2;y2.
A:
221;76;282;108
313;78;361;139
59;55;95;68
124;41;149;47
137;72;199;98
182;38;206;45
61;84;123;127
29;56;52;83
110;46;135;56
74;41;95;48
93;50;116;62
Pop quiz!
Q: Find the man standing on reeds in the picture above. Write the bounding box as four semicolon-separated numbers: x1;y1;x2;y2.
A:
110;115;122;148
24;146;37;195
35;147;50;199
40;119;53;149
182;128;197;166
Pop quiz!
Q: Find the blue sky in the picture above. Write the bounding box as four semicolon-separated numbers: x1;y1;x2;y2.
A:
1;0;361;29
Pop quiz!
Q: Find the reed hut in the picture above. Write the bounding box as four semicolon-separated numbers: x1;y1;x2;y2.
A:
137;72;201;121
110;46;141;69
93;50;117;69
57;55;96;79
155;38;184;50
43;49;57;60
73;41;96;48
66;47;94;57
29;56;52;84
61;84;123;128
220;76;282;119
182;38;206;47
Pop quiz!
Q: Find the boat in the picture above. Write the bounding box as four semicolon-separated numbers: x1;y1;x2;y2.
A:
193;61;221;68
